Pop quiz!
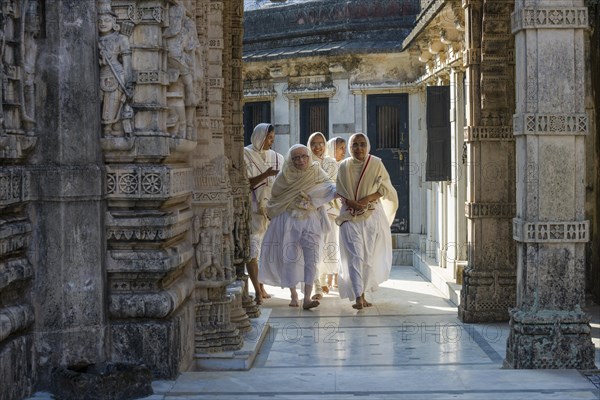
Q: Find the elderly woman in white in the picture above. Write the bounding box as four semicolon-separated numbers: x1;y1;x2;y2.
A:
306;132;341;300
324;136;347;289
336;133;398;310
259;144;336;309
243;123;284;305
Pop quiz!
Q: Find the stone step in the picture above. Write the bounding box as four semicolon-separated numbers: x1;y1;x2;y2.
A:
409;252;461;307
190;308;271;371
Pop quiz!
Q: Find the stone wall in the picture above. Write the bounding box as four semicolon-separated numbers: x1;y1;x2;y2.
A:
588;0;600;304
1;0;42;397
1;0;250;397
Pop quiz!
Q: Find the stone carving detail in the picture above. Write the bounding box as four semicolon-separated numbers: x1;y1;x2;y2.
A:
0;0;41;160
513;219;589;243
0;217;30;255
464;126;513;142
460;267;516;321
0;167;30;206
106;166;192;198
512;8;589;32
98;0;135;137
465;202;516;219
126;5;164;24
196;209;225;283
106;208;192;242
506;309;596;369
164;0;201;139
513;114;588;136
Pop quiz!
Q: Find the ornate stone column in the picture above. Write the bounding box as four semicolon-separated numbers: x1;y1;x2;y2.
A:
459;0;517;323
28;0;108;386
449;67;468;281
506;0;595;368
0;0;40;396
101;0;197;378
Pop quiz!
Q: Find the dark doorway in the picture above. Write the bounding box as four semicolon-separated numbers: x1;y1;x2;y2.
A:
425;86;451;182
243;101;271;146
367;94;409;233
300;98;328;145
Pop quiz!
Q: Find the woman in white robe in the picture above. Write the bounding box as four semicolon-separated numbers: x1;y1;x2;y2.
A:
324;136;347;289
259;145;336;309
336;133;398;310
243;123;284;305
306;132;341;300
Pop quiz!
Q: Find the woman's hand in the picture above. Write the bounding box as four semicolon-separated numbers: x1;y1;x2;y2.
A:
346;199;364;210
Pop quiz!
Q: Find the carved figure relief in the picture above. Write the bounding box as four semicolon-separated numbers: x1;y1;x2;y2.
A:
195;209;225;282
164;1;200;139
98;1;134;137
232;195;249;266
22;1;39;133
0;0;40;137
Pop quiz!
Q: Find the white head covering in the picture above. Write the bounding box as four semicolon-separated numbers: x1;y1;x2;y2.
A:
336;133;398;226
307;132;327;159
266;144;333;219
326;136;345;161
307;132;338;180
250;123;273;153
348;132;371;161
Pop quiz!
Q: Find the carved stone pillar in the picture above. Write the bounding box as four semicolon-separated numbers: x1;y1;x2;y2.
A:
191;0;245;355
506;0;595;369
459;0;517;323
101;0;197;378
0;0;40;396
26;0;109;387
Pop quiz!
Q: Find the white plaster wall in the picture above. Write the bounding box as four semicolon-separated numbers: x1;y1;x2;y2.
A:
331;76;355;137
272;80;291;154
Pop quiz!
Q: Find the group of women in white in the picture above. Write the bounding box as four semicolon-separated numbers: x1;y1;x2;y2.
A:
243;123;398;310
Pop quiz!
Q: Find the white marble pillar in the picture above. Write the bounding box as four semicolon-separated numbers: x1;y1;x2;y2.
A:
507;0;595;369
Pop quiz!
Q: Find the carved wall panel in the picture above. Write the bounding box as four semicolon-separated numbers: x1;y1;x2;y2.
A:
0;0;40;397
99;0;247;376
459;0;517;323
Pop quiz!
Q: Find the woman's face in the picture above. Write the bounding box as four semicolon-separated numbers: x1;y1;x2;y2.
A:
262;130;275;150
309;135;325;158
291;148;310;170
335;142;346;162
351;135;368;161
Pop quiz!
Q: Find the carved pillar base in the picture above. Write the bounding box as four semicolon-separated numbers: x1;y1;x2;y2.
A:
237;274;260;318
505;309;596;369
227;280;252;334
195;298;243;354
458;268;515;322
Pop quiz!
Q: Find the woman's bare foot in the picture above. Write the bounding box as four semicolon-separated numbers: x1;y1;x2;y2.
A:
302;300;320;310
322;285;329;294
260;284;272;299
311;293;323;300
255;294;262;306
289;288;299;307
352;301;363;310
360;294;372;307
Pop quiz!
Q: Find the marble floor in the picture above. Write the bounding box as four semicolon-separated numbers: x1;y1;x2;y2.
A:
29;266;600;400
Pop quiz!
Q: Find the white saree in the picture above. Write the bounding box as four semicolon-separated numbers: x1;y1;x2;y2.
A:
336;134;398;301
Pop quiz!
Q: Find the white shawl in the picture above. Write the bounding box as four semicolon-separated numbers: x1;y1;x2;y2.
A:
335;133;398;226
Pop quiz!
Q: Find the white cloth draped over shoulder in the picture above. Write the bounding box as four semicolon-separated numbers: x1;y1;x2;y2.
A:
259;144;336;288
307;132;341;275
243;123;284;259
335;133;399;301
